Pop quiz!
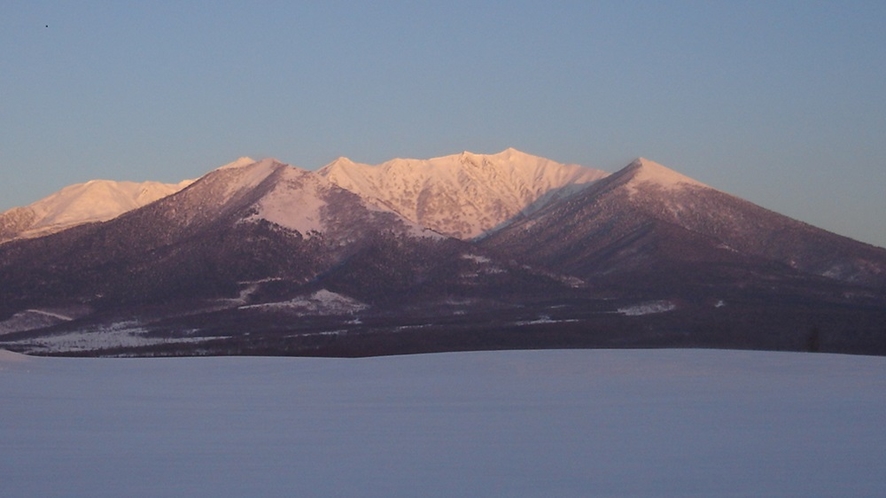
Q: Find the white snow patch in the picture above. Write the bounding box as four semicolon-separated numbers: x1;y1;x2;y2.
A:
286;330;348;338
394;324;433;332
562;276;585;287
460;254;506;275
515;315;580;325
316;330;346;336
3;322;216;354
821;264;853;279
212;278;282;306
240;290;368;316
617;300;677;316
24;309;74;321
461;253;492;264
0;311;64;335
210;283;265;308
442;298;476;306
241;167;330;237
1;178;192;241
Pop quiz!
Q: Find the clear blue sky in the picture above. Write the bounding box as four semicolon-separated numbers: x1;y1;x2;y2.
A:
2;2;885;247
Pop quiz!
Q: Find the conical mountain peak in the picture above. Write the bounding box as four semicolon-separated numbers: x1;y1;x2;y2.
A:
617;157;708;192
319;156;364;175
217;156;257;170
329;156;356;166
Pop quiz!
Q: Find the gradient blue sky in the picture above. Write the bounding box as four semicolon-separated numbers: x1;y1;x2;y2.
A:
2;2;885;247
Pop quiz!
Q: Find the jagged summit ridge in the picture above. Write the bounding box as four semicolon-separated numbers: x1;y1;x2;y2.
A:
318;148;607;239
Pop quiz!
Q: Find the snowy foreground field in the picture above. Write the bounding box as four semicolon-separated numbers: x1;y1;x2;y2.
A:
2;349;886;497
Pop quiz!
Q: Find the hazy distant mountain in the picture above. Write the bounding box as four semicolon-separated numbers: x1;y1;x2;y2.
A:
1;151;885;357
0;177;193;244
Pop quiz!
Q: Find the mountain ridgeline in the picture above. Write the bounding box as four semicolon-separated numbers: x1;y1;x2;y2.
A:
1;150;884;357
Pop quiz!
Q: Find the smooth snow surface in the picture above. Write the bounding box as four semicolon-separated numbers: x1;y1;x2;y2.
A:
2;349;885;497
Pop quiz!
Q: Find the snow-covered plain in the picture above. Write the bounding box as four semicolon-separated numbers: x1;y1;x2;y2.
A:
2;349;885;497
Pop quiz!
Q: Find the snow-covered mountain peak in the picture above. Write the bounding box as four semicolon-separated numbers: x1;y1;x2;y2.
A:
484;147;544;163
328;156;357;167
320;157;366;179
242;164;438;240
621;157;708;194
0;179;192;243
455;148;558;168
318;149;607;239
217;156;257;170
213;158;291;196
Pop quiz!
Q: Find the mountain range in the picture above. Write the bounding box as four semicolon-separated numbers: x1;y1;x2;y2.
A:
1;149;884;357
